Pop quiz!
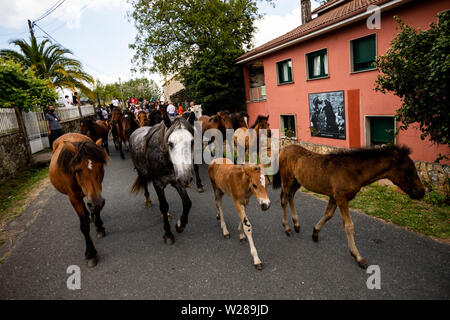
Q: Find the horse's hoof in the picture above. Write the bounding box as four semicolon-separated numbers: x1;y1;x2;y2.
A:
145;200;153;207
255;263;263;271
285;229;292;237
294;225;300;233
240;238;246;243
216;213;220;220
312;228;319;242
163;234;175;245
175;220;185;233
86;257;98;268
197;187;205;193
160;213;172;222
96;230;106;239
358;260;368;269
350;252;368;269
224;233;230;239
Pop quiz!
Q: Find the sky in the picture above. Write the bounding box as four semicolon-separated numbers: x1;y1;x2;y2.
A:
0;0;321;90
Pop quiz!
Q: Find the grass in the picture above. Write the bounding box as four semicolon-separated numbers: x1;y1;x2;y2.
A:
0;163;49;227
300;184;450;240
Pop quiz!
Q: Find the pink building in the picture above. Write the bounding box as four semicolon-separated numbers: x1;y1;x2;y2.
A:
237;0;449;164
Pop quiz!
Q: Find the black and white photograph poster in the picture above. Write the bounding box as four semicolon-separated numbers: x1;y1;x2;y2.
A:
309;90;346;139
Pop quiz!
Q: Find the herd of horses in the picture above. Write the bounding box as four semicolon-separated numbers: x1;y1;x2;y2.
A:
49;107;425;270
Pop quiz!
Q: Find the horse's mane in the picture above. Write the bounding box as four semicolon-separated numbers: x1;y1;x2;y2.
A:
251;115;268;129
164;116;194;141
329;145;411;160
57;141;109;174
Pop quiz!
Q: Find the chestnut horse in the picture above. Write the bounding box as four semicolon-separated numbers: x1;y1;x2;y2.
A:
199;110;233;136
49;133;109;267
80;118;110;155
209;158;270;270
272;144;425;269
136;110;150;127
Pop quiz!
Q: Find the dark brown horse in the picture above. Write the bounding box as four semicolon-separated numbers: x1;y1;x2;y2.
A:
80;118;110;155
273;144;425;269
110;108;139;159
231;111;249;130
49;133;109;267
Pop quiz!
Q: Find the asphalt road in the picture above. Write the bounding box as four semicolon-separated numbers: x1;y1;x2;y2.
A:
0;141;449;300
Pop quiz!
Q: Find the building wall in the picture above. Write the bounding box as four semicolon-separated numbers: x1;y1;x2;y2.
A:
244;0;449;163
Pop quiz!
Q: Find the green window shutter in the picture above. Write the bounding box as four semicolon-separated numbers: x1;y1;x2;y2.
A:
307;49;328;78
277;59;292;83
353;35;376;71
370;117;394;144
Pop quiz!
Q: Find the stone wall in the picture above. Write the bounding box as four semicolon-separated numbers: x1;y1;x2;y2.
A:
0;117;89;184
0;130;30;184
280;138;450;191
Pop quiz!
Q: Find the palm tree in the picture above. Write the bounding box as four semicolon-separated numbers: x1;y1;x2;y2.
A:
0;37;94;99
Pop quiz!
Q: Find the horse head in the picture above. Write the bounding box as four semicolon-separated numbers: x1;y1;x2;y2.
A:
243;164;271;211
385;146;425;200
61;139;109;213
163;112;196;188
218;110;233;130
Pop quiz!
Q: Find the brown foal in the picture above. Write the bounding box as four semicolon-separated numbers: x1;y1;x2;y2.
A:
273;144;425;269
208;158;271;270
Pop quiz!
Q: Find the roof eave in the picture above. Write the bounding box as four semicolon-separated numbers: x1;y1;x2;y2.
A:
236;0;410;65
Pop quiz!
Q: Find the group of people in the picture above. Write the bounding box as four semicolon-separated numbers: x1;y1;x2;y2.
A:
62;92;81;108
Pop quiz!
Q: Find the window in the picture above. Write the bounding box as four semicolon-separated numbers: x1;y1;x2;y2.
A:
368;116;395;146
280;115;296;138
248;62;266;102
306;49;328;79
276;59;293;84
351;34;376;72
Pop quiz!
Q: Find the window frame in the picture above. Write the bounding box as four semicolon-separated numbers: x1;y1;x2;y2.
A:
364;115;396;146
350;33;377;74
276;58;294;85
280;114;297;139
305;48;329;80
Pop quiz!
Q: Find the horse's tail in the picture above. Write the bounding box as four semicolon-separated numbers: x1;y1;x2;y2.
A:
131;174;146;194
272;170;282;189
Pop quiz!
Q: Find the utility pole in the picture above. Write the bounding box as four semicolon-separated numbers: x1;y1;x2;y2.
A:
27;19;35;41
118;77;125;108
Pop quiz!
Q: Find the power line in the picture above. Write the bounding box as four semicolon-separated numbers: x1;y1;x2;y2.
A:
34;0;67;23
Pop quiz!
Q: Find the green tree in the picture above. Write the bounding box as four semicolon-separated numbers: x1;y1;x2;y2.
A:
375;13;450;147
121;78;161;100
0;37;94;99
128;0;270;113
0;58;57;111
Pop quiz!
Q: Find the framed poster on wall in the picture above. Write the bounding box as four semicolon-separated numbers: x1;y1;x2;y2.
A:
309;90;346;139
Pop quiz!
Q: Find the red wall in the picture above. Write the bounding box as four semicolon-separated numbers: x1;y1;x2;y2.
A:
244;0;449;163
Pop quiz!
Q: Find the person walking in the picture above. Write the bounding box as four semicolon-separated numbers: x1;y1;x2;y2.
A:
167;101;176;117
45;105;63;150
178;103;184;115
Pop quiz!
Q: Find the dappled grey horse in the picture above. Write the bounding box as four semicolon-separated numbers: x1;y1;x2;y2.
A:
129;113;196;243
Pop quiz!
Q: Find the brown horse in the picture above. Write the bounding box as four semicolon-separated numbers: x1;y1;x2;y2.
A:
136;110;150;127
199;110;233;135
209;158;270;270
49;133;109;267
80;118;110;155
231;111;249;130
110;109;139;159
272;144;425;269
